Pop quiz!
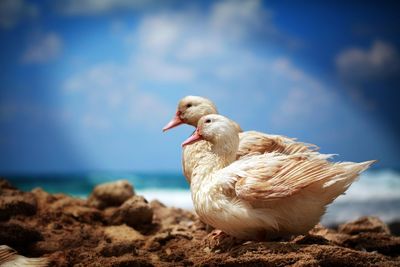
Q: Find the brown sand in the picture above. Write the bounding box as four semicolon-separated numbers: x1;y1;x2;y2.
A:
1;178;399;266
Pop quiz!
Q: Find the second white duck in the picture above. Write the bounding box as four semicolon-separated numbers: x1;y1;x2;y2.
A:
182;114;375;240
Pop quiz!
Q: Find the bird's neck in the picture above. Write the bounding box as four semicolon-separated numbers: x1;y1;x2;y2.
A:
190;136;239;191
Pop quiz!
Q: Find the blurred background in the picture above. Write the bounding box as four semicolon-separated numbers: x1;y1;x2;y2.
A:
0;0;399;224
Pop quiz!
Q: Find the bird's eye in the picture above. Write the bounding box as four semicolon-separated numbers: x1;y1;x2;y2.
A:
186;103;192;108
205;119;211;123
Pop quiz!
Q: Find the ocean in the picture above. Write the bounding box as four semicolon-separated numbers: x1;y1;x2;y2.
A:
5;169;400;226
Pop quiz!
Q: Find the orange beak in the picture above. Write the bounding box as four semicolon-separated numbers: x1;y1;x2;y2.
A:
162;111;183;132
182;129;203;147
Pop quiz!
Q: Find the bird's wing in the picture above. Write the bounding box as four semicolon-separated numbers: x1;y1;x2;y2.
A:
237;131;318;159
216;152;342;202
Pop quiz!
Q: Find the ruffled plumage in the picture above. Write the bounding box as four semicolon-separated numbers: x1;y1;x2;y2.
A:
183;131;318;182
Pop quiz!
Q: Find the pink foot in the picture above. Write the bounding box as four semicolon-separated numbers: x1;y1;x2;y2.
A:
211;229;228;241
205;230;238;250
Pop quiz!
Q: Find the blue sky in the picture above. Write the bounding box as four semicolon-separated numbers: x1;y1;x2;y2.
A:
0;0;399;173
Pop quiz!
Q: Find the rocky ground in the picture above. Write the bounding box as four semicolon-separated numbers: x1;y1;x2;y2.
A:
1;178;399;266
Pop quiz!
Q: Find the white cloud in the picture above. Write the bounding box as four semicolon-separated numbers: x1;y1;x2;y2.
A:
139;57;195;82
178;37;223;60
82;113;111;130
64;63;135;93
136;14;184;55
210;0;274;40
22;33;63;64
128;93;172;128
56;0;169;15
62;0;337;132
63;62;173;130
336;40;400;83
0;0;38;29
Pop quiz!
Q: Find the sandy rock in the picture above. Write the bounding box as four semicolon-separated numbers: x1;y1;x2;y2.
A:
150;200;196;230
310;224;351;245
293;234;330;245
31;188;58;210
145;226;193;251
0;189;37;220
108;196;153;228
63;206;102;223
339;216;391;235
312;219;400;256
0;221;43;250
100;242;138;257
92;227;141;260
50;194;86;210
103;225;144;243
1;179;400;267
342;232;400;256
87;180;134;209
0;178;16;190
389;221;400;236
98;225;144;258
31;223;101;255
299;244;398;267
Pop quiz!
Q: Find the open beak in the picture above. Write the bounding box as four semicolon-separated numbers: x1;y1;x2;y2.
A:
162;111;183;132
182;129;203;147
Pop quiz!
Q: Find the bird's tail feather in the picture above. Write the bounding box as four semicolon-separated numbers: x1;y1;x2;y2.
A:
320;160;376;203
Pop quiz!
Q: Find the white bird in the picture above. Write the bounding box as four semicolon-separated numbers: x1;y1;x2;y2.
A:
163;96;318;183
0;245;48;267
182;114;375;240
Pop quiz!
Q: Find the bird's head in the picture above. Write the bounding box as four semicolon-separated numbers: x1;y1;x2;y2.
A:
162;96;218;132
182;114;240;155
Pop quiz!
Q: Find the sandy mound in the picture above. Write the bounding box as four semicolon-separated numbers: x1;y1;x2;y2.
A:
1;178;399;266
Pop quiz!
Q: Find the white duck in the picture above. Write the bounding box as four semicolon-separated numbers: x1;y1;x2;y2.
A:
163;96;318;182
182;114;375;240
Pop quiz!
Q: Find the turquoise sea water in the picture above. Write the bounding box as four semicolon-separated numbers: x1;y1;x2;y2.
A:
7;171;189;195
4;169;400;225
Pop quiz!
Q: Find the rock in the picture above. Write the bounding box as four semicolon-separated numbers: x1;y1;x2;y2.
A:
293;234;330;245
299;243;398;267
389;221;400;236
1;180;400;267
87;180;134;209
338;217;391;235
343;232;400;256
31;187;57;210
150;200;196;230
145;226;193;251
99;225;143;258
0;221;43;249
103;225;145;243
0;178;16;190
310;224;351;245
31;223;101;255
108;196;153;228
63;206;102;223
100;242;137;257
50;194;86;210
0;190;37;220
